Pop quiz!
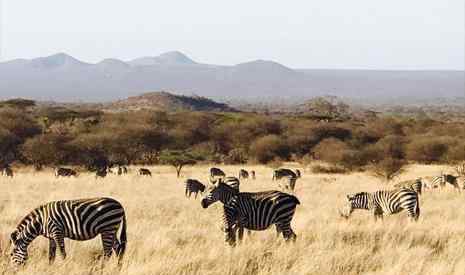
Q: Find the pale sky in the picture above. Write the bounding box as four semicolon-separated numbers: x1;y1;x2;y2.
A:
0;0;464;70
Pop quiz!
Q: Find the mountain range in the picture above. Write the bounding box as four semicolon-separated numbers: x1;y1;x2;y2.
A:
0;51;463;103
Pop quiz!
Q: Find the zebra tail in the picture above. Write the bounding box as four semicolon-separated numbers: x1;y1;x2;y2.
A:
118;214;127;263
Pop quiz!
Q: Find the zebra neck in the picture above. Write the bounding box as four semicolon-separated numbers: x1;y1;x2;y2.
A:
220;190;236;204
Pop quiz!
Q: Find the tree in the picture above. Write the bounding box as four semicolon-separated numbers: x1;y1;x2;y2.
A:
370;157;406;182
21;134;72;170
159;150;203;178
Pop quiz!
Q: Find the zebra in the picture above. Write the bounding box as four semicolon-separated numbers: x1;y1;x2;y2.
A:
210;167;226;180
201;179;300;246
117;166;123;176
250;170;256;180
393;179;422;195
272;168;297;181
139;168;152;176
238;169;249;180
95;168;108;179
432;173;460;191
2;165;13;178
185;179;206;199
55;167;78;178
340;188;420;221
10;197;127;265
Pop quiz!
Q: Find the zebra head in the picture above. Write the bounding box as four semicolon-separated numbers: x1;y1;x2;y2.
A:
201;179;238;209
341;192;371;218
10;230;28;265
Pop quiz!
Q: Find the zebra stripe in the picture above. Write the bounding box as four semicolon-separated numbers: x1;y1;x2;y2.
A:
10;197;127;265
272;168;297;181
342;189;420;221
201;180;300;246
185;179;205;199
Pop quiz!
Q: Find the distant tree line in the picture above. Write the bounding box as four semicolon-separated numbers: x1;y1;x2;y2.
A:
0;99;464;173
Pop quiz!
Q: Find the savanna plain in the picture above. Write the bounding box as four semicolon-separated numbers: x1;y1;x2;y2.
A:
0;164;464;275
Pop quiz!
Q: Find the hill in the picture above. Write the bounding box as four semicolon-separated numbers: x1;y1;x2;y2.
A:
105;91;236;112
0;52;463;103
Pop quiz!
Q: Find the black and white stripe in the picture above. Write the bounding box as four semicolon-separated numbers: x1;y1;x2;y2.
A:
201;180;300;246
10;197;127;265
221;176;240;190
55;167;78;178
342;188;420;221
185;179;205;199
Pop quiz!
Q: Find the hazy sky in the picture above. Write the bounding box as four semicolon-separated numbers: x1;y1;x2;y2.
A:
0;0;463;70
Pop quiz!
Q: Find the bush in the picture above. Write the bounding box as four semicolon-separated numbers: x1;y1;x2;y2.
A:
313;138;350;164
370;157;406;181
406;137;450;163
249;135;290;164
311;164;348;174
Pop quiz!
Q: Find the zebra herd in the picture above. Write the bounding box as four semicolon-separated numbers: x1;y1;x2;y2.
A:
7;163;465;267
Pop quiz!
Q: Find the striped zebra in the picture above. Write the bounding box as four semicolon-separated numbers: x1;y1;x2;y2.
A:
238;169;249;180
185;179;206;199
201;179;300;246
95;168;108;179
10;197;127;265
55;167;78;178
2;165;13;178
393;179;422;195
341;188;420;221
432;173;460;191
139;168;152;176
210;167;226;180
272;168;297;181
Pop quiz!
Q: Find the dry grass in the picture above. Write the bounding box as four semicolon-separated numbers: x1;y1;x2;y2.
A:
0;164;464;275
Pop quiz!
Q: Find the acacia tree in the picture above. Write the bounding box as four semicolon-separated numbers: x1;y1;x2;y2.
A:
159;150;203;178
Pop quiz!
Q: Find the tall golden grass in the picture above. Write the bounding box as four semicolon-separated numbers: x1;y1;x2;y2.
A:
0;164;464;275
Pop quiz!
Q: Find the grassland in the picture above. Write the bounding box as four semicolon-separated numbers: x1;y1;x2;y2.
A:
0;164;464;275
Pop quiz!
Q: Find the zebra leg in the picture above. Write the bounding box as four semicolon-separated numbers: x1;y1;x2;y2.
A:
194;191;198;199
277;223;296;242
373;207;383;221
48;239;57;264
238;226;244;242
101;231;116;259
54;235;67;260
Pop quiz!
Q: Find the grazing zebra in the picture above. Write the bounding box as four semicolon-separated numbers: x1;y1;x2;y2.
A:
117;166;123;175
201;179;300;246
432;173;460;191
95;168;108;179
341;188;420;221
185;179;206;199
250;170;256;180
238;169;249;180
55;167;77;178
139;168;152;176
10;197;127;265
210;167;226;179
2;166;13;177
272;168;297;181
393;179;422;195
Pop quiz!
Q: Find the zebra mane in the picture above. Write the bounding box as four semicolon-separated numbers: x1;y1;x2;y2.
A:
217;181;239;194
